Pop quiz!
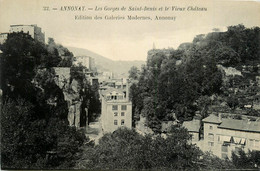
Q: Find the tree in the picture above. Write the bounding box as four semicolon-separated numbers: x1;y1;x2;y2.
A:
1;98;37;168
128;66;140;80
76;126;201;170
227;94;239;110
200;152;235;169
232;150;260;169
0;32;88;169
0;32;45;101
47;37;74;67
215;46;240;66
195;95;211;118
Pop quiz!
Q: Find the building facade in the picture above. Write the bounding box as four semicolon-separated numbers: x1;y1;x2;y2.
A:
74;56;96;71
101;88;132;133
10;24;45;43
201;114;260;159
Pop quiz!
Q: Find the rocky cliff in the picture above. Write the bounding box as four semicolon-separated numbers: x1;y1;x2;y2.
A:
53;67;87;127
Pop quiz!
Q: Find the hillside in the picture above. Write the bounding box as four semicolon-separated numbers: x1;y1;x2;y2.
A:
67;46;145;78
129;24;260;134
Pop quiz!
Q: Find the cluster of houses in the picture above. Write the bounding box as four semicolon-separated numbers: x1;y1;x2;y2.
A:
183;114;260;159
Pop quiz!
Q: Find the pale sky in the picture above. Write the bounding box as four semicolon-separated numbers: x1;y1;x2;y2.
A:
0;0;259;61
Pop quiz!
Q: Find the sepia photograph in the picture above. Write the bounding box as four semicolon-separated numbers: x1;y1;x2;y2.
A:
0;0;260;170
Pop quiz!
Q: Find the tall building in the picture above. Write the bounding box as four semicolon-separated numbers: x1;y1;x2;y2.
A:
9;24;45;43
101;87;132;133
74;56;96;71
201;114;260;159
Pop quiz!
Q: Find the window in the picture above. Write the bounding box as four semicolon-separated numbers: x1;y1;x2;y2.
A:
114;112;118;116
112;105;118;110
121;105;127;110
208;133;214;141
208;142;214;147
121;112;125;116
114;120;118;125
111;96;117;100
249;139;254;147
121;119;125;125
209;125;213;130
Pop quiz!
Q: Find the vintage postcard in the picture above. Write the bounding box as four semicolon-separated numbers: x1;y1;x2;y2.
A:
0;0;260;170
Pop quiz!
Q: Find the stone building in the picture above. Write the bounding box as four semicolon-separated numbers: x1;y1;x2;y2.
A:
101;87;132;133
10;24;45;43
0;33;8;44
201;114;260;159
74;56;96;71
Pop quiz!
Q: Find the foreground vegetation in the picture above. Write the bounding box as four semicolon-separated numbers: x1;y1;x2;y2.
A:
75;127;260;170
0;32;98;169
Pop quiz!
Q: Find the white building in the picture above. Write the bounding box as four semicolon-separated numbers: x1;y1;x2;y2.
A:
201;114;260;159
101;88;132;133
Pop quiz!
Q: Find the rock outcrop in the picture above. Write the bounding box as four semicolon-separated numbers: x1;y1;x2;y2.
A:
54;67;87;127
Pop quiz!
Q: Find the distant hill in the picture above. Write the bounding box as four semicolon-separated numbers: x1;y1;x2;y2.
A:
67;46;145;78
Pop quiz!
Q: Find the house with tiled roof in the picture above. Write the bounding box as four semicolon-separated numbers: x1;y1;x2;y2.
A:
183;119;201;142
201;114;260;159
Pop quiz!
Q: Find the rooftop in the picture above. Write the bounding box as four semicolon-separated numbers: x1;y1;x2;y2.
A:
10;24;37;27
183;120;201;133
218;119;260;133
203;114;260;133
101;87;125;96
202;114;222;124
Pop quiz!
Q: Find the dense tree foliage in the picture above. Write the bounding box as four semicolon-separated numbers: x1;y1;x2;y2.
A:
1;99;87;169
76;127;203;170
75;127;259;170
232;149;260;169
128;65;140;80
129;25;260;132
0;32;91;169
130;48;222;132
